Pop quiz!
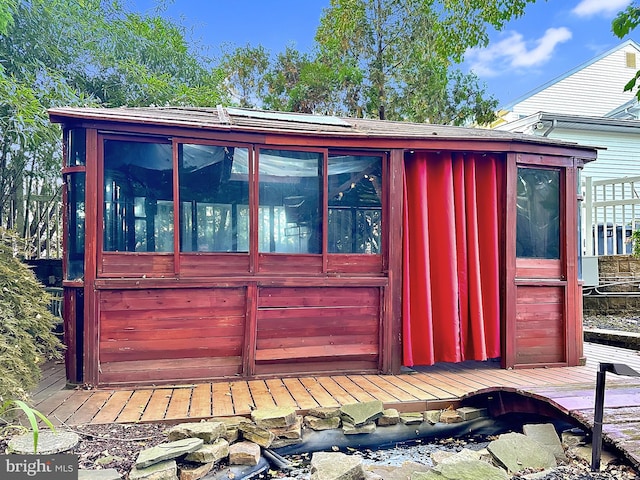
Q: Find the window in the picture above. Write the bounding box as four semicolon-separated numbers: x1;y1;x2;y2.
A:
258;149;323;254
516;167;560;259
328;154;382;254
179;144;250;252
65;172;85;280
67;128;86;167
103;140;173;252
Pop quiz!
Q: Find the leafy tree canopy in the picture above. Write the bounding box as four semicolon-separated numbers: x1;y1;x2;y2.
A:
612;2;640;99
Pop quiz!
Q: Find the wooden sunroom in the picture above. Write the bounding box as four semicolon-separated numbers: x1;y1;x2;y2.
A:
48;106;596;387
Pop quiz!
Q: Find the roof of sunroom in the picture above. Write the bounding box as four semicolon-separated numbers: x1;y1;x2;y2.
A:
48;105;596;152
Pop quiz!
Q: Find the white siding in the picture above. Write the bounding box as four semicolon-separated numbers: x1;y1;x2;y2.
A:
547;128;640;181
512;44;639;117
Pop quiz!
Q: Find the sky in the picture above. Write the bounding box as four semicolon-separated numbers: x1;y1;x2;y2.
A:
129;0;637;109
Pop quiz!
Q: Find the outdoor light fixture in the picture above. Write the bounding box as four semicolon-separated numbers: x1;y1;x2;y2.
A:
591;362;640;471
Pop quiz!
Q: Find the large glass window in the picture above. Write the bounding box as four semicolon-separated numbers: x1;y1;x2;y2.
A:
328;154;382;254
179;144;250;252
65;172;85;280
103;140;173;252
67;128;86;167
516;167;560;259
258;149;322;254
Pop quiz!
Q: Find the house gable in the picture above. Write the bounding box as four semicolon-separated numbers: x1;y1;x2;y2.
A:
504;40;640;118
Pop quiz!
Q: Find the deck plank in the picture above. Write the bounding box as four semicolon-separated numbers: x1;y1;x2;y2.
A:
284;378;323;410
115;390;153;423
140;389;172;423
65;391;112;425
347;375;400;403
330;376;376;403
163;388;192;421
247;380;276;410
230;381;254;415
212;382;235;417
49;390;93;425
368;374;435;401
189;384;213;419
33;389;76;418
265;379;298;408
314;377;359;406
90;390;133;424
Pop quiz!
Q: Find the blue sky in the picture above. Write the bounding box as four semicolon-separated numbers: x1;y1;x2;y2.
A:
130;0;637;109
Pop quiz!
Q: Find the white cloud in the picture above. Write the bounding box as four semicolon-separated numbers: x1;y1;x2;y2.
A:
466;28;573;78
572;0;631;17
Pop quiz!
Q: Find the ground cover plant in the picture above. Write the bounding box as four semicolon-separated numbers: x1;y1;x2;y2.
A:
0;228;62;403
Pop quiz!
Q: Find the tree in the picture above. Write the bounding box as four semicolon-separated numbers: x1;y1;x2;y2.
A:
314;0;534;123
613;2;640;99
220;44;270;108
0;0;228;254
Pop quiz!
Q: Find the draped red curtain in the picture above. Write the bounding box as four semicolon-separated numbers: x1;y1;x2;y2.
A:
402;151;502;366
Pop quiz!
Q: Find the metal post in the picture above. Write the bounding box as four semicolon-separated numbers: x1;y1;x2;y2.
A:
591;362;640;472
591;366;606;471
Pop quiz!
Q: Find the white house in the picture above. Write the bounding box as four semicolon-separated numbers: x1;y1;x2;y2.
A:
494;40;640;258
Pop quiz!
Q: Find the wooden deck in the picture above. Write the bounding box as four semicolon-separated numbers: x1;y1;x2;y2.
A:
31;342;640;466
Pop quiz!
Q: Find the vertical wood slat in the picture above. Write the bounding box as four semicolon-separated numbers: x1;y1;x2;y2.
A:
164;388;192;420
386;149;405;374
503;153;518;369
85;128;99;385
140;389;172;422
212;382;235;417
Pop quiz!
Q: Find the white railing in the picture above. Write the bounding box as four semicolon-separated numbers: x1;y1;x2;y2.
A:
583;176;640;256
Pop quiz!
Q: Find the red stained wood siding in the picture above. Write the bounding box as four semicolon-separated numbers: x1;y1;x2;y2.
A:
179;254;250;276
515;285;565;365
255;287;381;374
98;287;246;384
100;253;174;277
326;254;383;274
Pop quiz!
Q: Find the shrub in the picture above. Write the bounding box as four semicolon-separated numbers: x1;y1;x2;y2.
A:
0;228;62;403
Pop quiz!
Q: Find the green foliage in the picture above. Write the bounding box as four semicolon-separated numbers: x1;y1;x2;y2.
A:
0;228;62;403
0;0;228;236
0;400;55;453
313;0;509;123
631;229;640;258
612;2;640;100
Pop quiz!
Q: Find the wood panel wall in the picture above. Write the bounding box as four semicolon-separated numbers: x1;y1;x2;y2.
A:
98;287;246;384
515;285;565;365
254;286;381;375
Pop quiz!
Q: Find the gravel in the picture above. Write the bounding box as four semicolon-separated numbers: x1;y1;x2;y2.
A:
583;315;640;334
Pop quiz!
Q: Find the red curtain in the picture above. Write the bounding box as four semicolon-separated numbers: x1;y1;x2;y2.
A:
403;152;501;366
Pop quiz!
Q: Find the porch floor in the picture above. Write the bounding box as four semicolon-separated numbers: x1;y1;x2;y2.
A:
31;342;640;467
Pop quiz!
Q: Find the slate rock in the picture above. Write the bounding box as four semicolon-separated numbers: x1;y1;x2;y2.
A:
523;423;568;462
488;432;557;473
439;410;463;424
456;407;487;421
423;410;441;425
378;408;400;426
366;461;430;480
343;421;377;435
310;451;365;480
414;460;508;479
184;438;229;464
79;469;122;480
400;412;424;425
269;415;303;439
340;401;384;427
129;459;178;480
136;438;204;469
437;448;481;465
305;415;342;430
167;422;226;443
178;461;213;480
251;406;297;428
238;422;275;448
308;407;342;419
228;441;261;466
